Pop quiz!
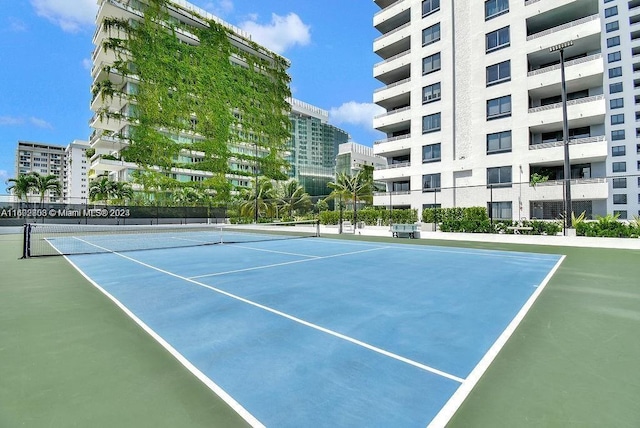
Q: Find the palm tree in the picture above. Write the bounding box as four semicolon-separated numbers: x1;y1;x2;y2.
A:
111;181;133;205
29;172;61;204
172;186;204;207
89;176;115;205
277;179;311;219
6;174;36;205
327;169;373;225
239;177;277;221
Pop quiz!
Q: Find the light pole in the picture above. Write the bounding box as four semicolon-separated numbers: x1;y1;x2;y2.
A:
254;142;259;224
550;40;573;231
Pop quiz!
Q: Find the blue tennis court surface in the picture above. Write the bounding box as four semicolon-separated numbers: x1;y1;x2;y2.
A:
64;237;563;427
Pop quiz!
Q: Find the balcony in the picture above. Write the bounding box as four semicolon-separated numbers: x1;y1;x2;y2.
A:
529;135;607;163
374;22;411;59
373;107;411;135
373;190;412;207
528;95;605;132
374;0;410;34
374;78;411;109
373;50;411;85
373;134;411;157
374;162;411;181
527;53;603;96
527;14;600;53
528;177;608;201
90;155;135;174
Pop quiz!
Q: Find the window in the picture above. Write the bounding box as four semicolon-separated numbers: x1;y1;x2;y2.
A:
423;52;441;75
422;82;441;104
423;23;441;46
487;166;512;187
613;194;627;204
606;21;619;32
393;181;410;192
422;0;440;17
486;60;510;86
612;145;626;156
611;130;625;140
607;36;620;48
487;131;512;154
422;143;441;162
609;67;622;78
486;95;511;119
608;51;621;63
489;201;512;220
612;161;626;172
609;82;623;93
422;173;441;192
614;210;627;219
422;113;441;133
610;98;624;109
611;114;624;125
485;0;509;20
604;6;618;18
486;26;509;52
612;178;627;189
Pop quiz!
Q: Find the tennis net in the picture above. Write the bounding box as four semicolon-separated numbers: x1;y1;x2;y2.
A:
22;220;320;258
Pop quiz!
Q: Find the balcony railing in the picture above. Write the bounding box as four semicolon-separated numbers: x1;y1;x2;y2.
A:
527;53;602;77
534;177;607;186
374;0;406;19
374;22;410;42
374;106;410;120
376;162;410;171
374;77;411;93
374;134;411;145
374;49;411;69
529;135;605;150
528;94;604;114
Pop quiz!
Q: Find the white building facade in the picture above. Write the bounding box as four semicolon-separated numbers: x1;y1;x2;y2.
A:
372;0;640;221
63;140;91;203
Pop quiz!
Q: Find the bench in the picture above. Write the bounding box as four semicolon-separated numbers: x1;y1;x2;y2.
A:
341;220;354;233
391;223;420;239
506;226;533;234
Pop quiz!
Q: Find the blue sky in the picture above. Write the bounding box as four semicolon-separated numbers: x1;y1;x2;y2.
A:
0;0;385;184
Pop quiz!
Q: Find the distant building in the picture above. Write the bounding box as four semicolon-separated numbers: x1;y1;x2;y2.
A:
13;140;89;203
287;98;349;196
336;142;387;176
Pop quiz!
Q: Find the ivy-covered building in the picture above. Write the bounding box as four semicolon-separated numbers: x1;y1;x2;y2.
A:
89;0;291;201
286;98;349;197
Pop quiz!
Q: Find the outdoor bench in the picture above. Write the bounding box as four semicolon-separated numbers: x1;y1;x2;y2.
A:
391;223;420;239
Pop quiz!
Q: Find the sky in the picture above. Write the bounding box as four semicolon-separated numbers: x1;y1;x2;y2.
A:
0;0;385;185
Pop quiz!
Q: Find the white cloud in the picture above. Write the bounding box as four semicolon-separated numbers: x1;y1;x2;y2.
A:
329;102;384;129
0;170;8;182
31;0;97;33
82;58;92;70
8;17;28;32
239;13;310;55
29;117;54;130
201;0;234;16
0;116;24;126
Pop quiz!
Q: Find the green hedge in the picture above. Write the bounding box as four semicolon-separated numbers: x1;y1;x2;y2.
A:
318;207;417;226
576;215;640;238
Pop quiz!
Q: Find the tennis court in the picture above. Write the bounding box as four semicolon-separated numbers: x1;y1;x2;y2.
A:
29;224;564;427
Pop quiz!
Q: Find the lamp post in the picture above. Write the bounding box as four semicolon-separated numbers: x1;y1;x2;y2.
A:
254;142;259;224
550;40;573;231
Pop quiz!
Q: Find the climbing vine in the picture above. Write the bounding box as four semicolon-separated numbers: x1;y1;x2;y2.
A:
95;0;291;199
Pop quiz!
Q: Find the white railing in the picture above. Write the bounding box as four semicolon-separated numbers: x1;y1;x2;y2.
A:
526;14;598;41
528;94;604;114
374;134;411;145
374;77;411;93
374;106;410;120
374;49;411;69
527;53;602;77
529;135;605;150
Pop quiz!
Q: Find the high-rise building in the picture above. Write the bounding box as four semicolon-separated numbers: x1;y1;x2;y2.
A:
287;98;350;196
13;140;89;203
90;0;291;195
372;0;639;221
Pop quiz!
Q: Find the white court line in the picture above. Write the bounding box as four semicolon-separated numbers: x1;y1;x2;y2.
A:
229;244;323;259
189;246;390;279
427;254;567;428
63;247;265;428
71;236;464;384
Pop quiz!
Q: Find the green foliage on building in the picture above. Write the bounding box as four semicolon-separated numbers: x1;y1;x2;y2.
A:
96;0;291;199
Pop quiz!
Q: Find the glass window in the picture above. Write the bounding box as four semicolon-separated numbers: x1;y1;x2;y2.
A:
422;113;441;134
486;95;511;119
486;60;510;86
606;21;619;32
611;130;625;141
422;82;441;104
423;23;441;46
485;0;509;20
612;161;626;172
487;166;512;186
422;0;440;17
613;210;627;219
613;194;627;204
612;145;626;156
608;51;621;63
609;67;622;78
609;82;623;93
422;143;441;162
393;181;410;192
604;6;618;18
612;178;627;189
486;131;511;154
610;98;624;109
422;173;441;192
486;26;510;53
607;36;620;48
489;201;512;220
611;114;624;125
423;52;441;75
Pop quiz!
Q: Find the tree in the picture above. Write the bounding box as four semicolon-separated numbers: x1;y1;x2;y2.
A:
172;186;205;207
326;169;373;225
6;174;36;204
111;181;133;205
277;179;311;219
89;176;116;205
29;172;61;204
239;177;277;220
